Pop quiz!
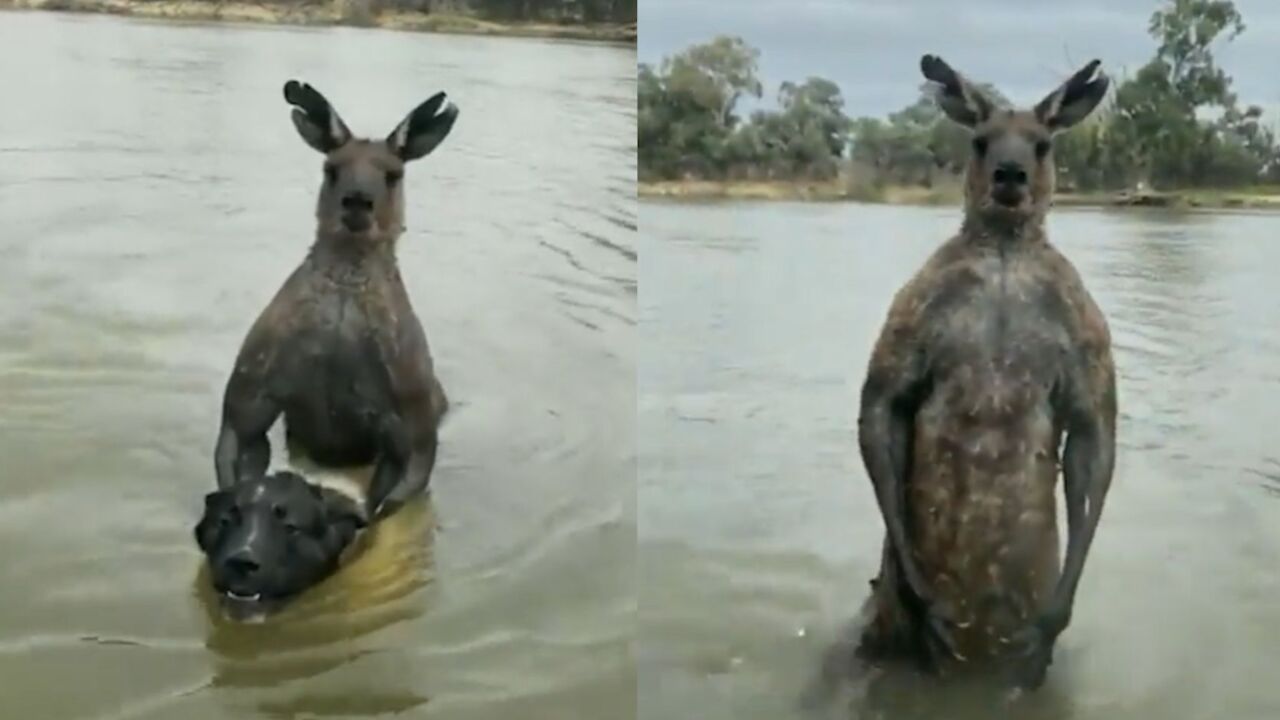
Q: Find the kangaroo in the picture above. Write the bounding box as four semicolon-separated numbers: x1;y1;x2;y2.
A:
854;56;1117;690
213;80;457;543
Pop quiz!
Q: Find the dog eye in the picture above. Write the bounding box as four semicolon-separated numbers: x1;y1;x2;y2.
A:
972;136;989;156
273;505;288;520
218;507;240;529
385;170;403;185
1034;139;1051;159
324;164;338;183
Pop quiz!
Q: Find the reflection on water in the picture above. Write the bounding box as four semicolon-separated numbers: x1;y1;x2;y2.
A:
801;619;1081;720
0;11;635;720
639;201;1280;720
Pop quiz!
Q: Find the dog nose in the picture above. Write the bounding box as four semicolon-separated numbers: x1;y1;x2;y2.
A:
223;553;260;580
341;192;373;212
992;162;1028;186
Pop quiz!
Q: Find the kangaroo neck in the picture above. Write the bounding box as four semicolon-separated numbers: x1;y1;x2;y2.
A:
308;232;399;284
960;213;1046;250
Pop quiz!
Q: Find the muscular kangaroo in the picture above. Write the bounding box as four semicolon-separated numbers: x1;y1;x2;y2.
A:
855;56;1117;690
213;81;457;526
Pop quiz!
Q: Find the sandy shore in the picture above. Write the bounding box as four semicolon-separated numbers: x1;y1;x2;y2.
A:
639;179;1280;211
0;0;637;43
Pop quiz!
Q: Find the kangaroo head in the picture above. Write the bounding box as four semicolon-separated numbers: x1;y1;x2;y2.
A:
920;55;1108;228
283;80;459;244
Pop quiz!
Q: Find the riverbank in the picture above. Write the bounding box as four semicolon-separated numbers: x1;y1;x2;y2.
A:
0;0;637;43
639;179;1280;211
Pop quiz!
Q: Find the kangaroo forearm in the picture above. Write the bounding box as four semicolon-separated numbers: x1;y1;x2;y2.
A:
859;404;927;598
214;425;238;489
1046;423;1113;627
214;425;270;488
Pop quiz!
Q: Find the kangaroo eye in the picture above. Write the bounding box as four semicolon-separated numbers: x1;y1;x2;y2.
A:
1034;139;1051;159
385;170;403;185
972;136;989;156
324;164;338;183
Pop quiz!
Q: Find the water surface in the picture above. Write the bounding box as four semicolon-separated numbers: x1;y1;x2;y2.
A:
0;13;635;719
639;200;1280;719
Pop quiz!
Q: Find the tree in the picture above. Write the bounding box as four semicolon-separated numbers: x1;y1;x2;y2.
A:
637;37;767;180
847;80;1016;186
638;62;721;180
1106;0;1262;187
1149;0;1244;109
471;0;636;23
661;36;763;130
636;3;1277;191
778;77;850;161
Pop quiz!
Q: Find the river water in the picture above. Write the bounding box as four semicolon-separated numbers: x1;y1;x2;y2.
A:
639;200;1280;719
0;12;635;720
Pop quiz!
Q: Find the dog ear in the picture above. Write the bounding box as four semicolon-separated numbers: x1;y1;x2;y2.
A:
194;490;232;552
315;488;366;557
287;473;365;533
316;486;368;530
328;492;369;530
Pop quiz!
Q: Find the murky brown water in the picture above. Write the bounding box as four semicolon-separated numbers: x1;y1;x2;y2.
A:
0;12;635;719
639;201;1280;720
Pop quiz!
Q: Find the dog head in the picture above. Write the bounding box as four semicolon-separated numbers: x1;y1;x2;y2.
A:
195;471;366;620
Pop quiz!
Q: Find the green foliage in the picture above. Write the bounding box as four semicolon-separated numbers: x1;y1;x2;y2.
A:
457;0;636;23
1149;0;1243;108
638;0;1278;191
173;0;637;24
845;83;1008;188
664;36;763;130
638;36;848;181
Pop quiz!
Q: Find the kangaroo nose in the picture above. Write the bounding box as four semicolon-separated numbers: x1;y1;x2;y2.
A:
341;192;373;212
223;552;260;580
993;162;1028;186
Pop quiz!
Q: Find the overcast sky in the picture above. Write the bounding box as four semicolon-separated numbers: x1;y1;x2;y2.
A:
639;0;1280;124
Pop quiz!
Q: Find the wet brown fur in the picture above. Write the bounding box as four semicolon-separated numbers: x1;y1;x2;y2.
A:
854;56;1117;689
214;81;459;521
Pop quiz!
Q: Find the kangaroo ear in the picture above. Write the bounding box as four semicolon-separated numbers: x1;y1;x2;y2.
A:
284;80;352;153
387;92;459;161
920;54;995;128
1034;59;1108;132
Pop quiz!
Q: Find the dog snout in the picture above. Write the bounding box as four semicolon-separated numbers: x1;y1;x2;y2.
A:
221;551;261;581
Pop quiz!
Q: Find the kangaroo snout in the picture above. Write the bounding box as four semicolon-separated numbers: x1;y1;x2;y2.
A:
992;161;1027;187
341;191;374;212
341;191;375;232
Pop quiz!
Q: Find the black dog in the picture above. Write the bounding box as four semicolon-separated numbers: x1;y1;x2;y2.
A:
195;469;366;621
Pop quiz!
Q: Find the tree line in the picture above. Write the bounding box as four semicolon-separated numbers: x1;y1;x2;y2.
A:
638;0;1280;192
469;0;635;23
175;0;637;24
